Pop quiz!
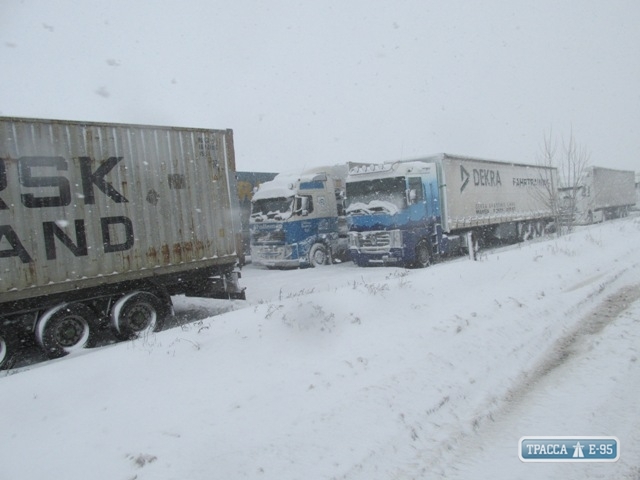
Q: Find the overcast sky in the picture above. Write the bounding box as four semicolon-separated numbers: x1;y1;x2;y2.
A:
2;0;639;173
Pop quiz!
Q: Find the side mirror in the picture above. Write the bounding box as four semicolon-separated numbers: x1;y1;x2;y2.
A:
407;189;417;205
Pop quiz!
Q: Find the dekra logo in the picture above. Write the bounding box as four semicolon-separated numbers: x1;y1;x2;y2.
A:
460;165;502;192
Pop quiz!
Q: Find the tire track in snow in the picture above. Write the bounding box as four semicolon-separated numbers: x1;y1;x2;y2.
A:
397;279;640;479
511;281;640;398
432;282;640;480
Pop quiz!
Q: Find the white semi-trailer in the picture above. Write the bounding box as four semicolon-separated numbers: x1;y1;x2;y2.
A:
0;117;245;368
559;166;636;224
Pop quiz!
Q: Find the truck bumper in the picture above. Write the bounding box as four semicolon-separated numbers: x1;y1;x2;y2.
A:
348;229;406;267
349;248;404;266
251;244;305;269
254;258;302;269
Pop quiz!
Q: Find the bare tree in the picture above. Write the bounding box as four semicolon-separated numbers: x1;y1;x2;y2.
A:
557;130;591;230
536;129;591;234
534;131;561;235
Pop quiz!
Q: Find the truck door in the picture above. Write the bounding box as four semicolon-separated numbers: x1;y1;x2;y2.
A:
425;180;439;218
408;177;425;205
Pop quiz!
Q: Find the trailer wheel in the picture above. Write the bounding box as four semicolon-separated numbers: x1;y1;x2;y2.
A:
519;222;533;242
36;303;97;359
0;333;9;369
413;240;433;268
111;292;167;340
0;330;23;370
309;243;330;267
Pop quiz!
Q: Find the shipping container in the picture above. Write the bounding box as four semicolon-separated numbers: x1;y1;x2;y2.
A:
0;117;244;367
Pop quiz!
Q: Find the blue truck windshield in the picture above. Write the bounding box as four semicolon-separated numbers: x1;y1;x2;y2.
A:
346;177;407;214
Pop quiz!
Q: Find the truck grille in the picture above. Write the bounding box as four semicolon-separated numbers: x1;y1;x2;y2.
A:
252;230;285;244
360;232;390;249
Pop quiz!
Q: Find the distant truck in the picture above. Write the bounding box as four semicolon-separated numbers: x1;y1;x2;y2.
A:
236;171;278;263
558;166;636;224
0;117;245;368
346;154;557;267
249;164;356;268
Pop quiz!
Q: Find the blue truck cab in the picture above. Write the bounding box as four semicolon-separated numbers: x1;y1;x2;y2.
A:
346;161;446;267
249;165;349;268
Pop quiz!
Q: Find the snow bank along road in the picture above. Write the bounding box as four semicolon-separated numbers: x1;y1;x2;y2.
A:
0;216;639;480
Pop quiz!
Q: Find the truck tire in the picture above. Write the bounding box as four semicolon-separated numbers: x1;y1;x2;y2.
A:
309;243;330;267
413;240;433;268
0;324;29;370
0;333;9;369
0;332;22;371
35;303;98;359
111;292;167;340
354;257;370;267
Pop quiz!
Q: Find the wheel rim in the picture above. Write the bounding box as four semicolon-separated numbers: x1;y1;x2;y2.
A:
126;303;156;333
53;315;90;348
416;243;431;267
312;249;326;265
310;245;328;266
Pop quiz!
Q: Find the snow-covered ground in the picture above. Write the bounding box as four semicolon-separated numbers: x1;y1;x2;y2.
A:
1;217;639;480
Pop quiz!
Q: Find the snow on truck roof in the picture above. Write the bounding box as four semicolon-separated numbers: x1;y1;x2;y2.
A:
426;153;557;169
251;164;348;201
347;153;557;179
251;172;299;201
348;161;435;178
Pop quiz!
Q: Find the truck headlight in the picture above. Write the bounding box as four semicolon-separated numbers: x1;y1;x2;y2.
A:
388;230;403;248
348;232;360;248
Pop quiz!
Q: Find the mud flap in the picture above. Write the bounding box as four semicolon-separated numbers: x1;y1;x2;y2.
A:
184;271;246;300
223;271;246;300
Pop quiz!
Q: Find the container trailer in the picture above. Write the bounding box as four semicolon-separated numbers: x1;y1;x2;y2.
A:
0;117;245;368
558;166;636;224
